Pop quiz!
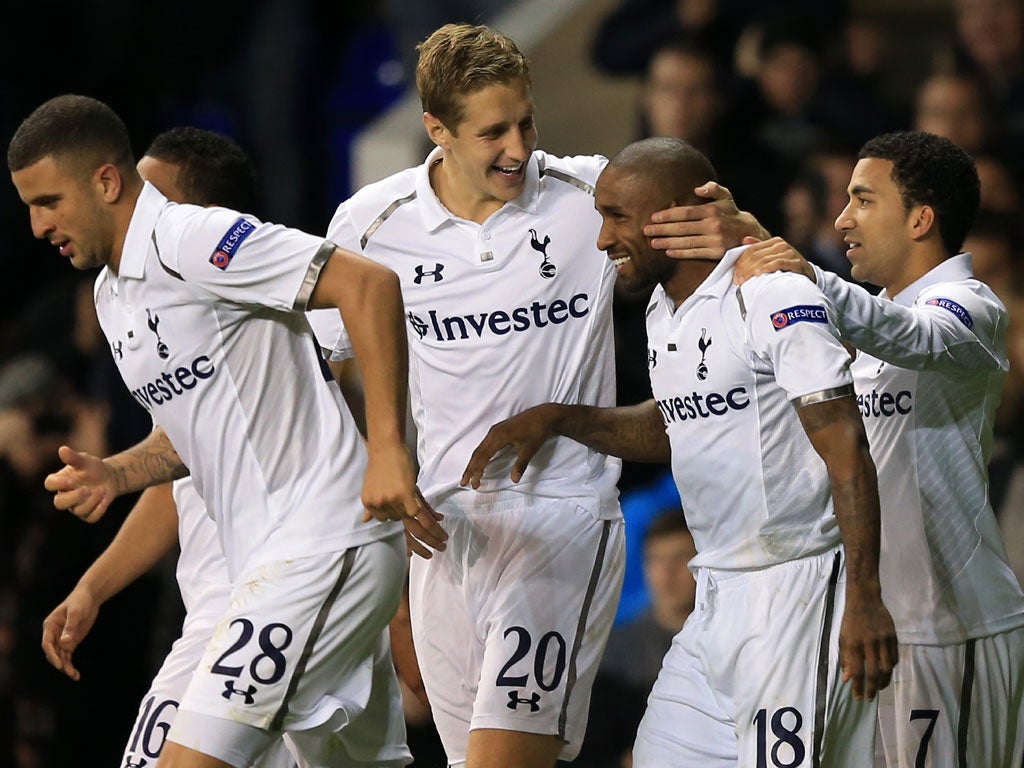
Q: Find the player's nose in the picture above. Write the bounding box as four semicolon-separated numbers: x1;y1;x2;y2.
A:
29;207;54;240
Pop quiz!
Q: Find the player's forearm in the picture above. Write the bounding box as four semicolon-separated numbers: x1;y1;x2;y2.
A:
799;397;883;594
105;427;188;496
551;399;670;462
76;483;180;604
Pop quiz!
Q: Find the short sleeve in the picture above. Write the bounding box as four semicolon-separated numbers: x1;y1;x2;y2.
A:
157;206;329;311
740;272;853;401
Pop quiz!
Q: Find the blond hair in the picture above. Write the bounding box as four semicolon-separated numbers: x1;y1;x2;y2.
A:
416;23;531;132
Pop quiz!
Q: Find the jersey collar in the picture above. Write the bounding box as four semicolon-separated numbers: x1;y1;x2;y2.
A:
117;181;168;280
652;244;745;317
415;147;541;232
889;253;973;307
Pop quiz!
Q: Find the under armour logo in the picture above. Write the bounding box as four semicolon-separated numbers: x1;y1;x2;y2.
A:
696;328;712;380
648;348;657;369
112;340;124;360
146;309;169;359
529;229;556;279
407;312;428;339
414;263;444;284
123;758;148;768
507;690;541;712
222;680;257;704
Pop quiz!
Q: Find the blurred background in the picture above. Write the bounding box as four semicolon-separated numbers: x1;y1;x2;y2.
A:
2;0;1024;765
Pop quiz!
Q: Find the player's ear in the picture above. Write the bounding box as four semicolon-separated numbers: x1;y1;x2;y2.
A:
423;112;449;149
95;163;124;203
908;204;936;242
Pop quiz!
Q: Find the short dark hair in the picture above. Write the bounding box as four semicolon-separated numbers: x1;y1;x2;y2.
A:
858;130;981;256
144;127;258;212
609;136;718;207
643;509;691;547
7;94;135;177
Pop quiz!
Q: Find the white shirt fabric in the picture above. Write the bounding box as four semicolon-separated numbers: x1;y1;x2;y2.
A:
171;477;227;614
647;247;853;570
309;149;621;516
814;254;1024;644
94;182;398;579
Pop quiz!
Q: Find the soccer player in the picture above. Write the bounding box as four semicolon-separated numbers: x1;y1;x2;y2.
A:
734;130;1024;768
9;95;418;768
462;136;898;767
40;127;302;768
307;23;633;768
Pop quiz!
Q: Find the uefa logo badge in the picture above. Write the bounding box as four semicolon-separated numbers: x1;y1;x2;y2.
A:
211;250;231;269
771;312;789;329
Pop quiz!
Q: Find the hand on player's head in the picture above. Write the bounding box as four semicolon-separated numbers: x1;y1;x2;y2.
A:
644;181;764;259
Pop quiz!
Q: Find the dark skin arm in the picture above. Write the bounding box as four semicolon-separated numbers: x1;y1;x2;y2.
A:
797;395;898;701
461;400;668;489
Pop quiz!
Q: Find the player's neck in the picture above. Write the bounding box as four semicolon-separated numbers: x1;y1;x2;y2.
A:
884;244;948;298
663;260;717;308
430;157;504;224
107;183;143;275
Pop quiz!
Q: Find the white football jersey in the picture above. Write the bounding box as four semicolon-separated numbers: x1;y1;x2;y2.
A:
814;255;1024;644
647;247;853;570
171;477;227;613
309;149;620;516
94;183;399;578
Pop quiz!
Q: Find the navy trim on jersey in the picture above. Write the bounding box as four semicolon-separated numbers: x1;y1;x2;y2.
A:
269;548;357;730
811;550;842;768
557;520;612;739
152;232;185;281
361;192;418;249
956;639;976;768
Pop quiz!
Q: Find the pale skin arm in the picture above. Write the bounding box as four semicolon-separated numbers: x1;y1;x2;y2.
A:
41;483;179;680
797;395;898;701
461;400;668;489
308;248;422;523
645;182;770;258
43;427;186;523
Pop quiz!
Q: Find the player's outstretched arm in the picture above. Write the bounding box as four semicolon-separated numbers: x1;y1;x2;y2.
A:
44;427;186;522
309;248;423;524
461;400;669;489
41;482;180;680
644;182;769;259
797;395;898;702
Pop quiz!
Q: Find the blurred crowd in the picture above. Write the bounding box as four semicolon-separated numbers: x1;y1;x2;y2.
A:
1;1;1023;766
